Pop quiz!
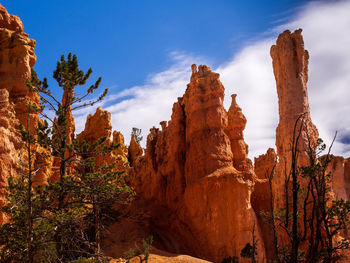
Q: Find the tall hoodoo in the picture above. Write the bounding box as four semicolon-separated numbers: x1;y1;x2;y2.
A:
271;29;319;169
183;65;233;185
270;29;319;208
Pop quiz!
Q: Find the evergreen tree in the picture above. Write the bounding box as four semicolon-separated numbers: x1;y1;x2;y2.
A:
0;112;56;262
26;53;108;262
0;53;133;262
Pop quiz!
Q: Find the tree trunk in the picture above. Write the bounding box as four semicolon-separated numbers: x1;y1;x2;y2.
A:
27;115;34;263
94;198;101;261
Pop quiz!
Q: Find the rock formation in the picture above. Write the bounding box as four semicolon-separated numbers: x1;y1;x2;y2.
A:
226;94;251;171
0;4;39;134
77;106;129;170
0;89;23;223
251;148;277;260
327;157;350;201
128;64;264;262
1;5;350;263
112;130;129;168
78;106;112;143
251;29;349;261
270;29;319;208
128;134;143;166
0;4;48;216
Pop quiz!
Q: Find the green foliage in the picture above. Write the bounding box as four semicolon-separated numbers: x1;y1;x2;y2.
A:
124;236;153;263
68;257;99;263
0;177;56;263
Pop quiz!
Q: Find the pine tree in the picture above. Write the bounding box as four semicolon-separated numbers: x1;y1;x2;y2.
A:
17;53;133;262
0;112;56;262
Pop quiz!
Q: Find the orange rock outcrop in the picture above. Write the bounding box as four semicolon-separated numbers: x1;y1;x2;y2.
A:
77;106;129;170
251;29;350;261
128;134;143;166
327;156;350;201
128;65;264;262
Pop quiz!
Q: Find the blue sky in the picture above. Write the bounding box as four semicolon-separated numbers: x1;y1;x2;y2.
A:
3;0;308;92
2;0;350;158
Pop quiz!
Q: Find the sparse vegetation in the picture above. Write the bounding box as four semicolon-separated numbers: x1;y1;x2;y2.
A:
131;128;143;144
261;115;350;262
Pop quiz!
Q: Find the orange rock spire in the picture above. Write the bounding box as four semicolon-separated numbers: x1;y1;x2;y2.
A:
271;29;319;170
270;29;319;208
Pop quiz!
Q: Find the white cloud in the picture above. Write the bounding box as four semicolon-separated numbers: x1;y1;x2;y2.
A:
74;0;350;158
74;52;208;147
217;39;277;158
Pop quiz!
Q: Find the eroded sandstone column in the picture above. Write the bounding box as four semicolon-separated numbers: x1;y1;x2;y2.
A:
271;29;319;206
183;65;233;185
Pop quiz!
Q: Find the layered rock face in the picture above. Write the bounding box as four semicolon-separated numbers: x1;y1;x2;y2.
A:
271;29;319;165
129;65;264;262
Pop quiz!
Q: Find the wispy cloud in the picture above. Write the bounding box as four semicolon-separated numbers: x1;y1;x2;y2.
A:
74;0;350;158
